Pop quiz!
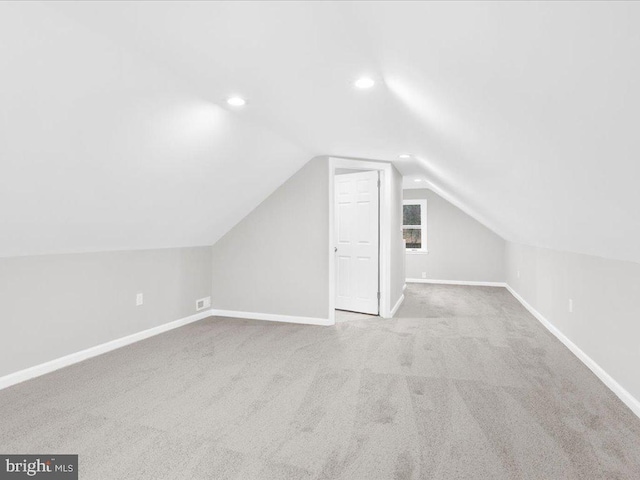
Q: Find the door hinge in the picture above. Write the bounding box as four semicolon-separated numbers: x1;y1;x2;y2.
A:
377;179;381;188
377;292;381;300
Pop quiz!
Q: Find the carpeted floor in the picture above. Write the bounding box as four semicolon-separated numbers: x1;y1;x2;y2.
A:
1;284;640;479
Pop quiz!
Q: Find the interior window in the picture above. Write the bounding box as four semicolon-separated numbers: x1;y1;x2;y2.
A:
402;199;427;252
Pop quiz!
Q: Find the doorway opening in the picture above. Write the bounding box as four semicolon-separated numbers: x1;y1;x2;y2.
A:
328;158;393;324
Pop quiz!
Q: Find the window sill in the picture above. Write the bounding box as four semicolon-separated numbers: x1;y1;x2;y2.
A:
406;250;429;255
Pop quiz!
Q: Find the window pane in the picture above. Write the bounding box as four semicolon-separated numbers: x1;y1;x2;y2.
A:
403;204;421;225
403;228;422;249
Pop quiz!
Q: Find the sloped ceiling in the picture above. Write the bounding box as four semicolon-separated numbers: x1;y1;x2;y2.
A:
2;2;640;263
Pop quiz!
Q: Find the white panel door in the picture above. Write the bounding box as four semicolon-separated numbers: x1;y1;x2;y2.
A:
334;170;379;314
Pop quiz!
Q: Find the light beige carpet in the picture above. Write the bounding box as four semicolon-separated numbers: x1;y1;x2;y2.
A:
1;284;639;479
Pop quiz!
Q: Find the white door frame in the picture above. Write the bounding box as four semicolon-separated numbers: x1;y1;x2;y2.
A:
328;157;392;323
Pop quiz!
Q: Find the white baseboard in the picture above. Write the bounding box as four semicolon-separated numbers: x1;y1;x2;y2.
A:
390;294;405;318
505;284;640;419
211;309;332;326
406;278;507;287
0;309;214;391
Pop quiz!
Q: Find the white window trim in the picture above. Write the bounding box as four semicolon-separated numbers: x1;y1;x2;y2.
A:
403;199;427;253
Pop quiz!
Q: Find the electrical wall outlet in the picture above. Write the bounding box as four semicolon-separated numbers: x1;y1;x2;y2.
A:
517;269;520;278
196;296;211;311
421;272;427;279
568;299;573;313
136;293;143;306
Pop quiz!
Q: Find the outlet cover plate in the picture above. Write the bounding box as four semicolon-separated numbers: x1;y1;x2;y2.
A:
196;296;211;311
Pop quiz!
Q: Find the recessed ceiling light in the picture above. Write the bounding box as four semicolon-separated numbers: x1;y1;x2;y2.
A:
414;179;423;183
399;154;412;159
354;77;375;89
227;96;246;106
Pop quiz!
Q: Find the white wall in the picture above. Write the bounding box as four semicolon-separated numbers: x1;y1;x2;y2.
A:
404;188;505;282
0;247;212;378
211;157;329;320
390;167;406;308
505;242;640;413
0;1;309;258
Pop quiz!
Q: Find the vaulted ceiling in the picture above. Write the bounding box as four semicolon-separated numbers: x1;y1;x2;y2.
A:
2;1;639;262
